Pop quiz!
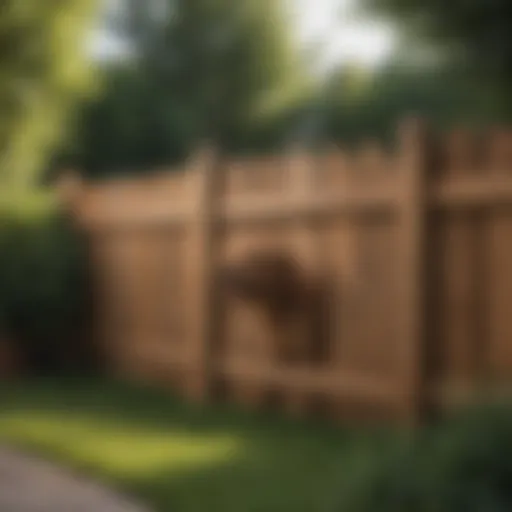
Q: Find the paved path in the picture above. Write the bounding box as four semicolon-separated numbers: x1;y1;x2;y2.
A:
0;446;151;512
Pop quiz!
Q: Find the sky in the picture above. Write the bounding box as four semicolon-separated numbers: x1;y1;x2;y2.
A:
90;0;396;72
291;0;396;71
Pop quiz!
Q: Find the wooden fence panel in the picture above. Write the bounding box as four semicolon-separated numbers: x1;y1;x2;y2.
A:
427;129;512;406
66;120;512;424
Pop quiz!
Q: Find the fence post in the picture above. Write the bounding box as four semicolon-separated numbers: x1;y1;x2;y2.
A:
285;147;319;416
184;145;219;402
290;147;318;267
397;118;430;425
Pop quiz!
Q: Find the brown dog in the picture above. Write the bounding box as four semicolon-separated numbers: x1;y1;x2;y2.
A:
220;250;331;365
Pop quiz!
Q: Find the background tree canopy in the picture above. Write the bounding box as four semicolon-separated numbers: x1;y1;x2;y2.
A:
65;0;308;179
360;0;512;103
52;0;512;180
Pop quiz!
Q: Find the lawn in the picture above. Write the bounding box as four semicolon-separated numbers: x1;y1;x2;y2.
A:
0;379;388;512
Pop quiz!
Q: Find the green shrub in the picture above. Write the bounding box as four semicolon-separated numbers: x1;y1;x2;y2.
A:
335;402;512;512
0;192;94;373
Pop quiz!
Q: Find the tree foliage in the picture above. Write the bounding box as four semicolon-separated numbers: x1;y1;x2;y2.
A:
361;0;512;96
336;402;512;512
0;0;99;190
320;63;501;145
131;0;303;143
68;0;305;178
61;0;512;180
0;193;94;373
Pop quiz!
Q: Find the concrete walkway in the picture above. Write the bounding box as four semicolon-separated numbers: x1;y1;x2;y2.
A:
0;446;151;512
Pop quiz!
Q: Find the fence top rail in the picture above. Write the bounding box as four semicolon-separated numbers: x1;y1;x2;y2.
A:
59;122;512;230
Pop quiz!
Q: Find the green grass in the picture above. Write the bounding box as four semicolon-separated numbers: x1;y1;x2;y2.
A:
0;379;391;512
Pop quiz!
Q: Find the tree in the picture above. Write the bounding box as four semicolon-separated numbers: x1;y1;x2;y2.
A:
62;64;192;179
315;61;500;145
0;0;99;191
360;0;512;101
131;0;304;145
67;0;306;178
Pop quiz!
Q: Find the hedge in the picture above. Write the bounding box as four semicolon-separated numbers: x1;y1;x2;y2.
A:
335;402;512;512
0;192;95;373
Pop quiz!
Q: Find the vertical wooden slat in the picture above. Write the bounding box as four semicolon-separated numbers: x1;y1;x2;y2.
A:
396;118;429;423
283;149;319;416
488;211;512;382
433;212;486;389
183;146;219;401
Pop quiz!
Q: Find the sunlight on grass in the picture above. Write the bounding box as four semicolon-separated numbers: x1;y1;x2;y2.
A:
0;381;359;512
0;410;244;478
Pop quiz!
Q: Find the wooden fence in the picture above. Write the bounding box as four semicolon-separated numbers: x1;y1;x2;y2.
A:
64;119;512;424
